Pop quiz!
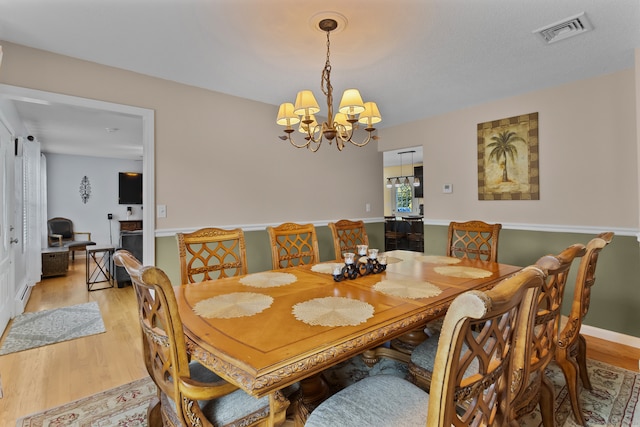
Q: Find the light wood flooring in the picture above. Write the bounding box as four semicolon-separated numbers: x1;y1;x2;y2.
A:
0;257;638;426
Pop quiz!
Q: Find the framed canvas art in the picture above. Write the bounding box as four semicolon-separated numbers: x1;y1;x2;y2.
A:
477;112;539;200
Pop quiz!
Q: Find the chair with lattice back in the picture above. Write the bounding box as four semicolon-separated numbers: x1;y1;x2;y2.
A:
305;265;546;427
447;220;502;262
508;243;586;427
176;227;248;284
266;222;319;270
555;232;614;425
408;243;585;427
328;219;369;259
113;249;288;427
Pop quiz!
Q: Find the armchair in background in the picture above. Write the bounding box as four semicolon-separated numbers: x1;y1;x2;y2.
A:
47;217;95;260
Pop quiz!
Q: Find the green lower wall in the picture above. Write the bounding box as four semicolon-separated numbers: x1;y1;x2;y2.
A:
155;223;386;283
155;223;639;338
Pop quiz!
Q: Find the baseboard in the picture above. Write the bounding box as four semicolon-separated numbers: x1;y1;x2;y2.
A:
581;322;640;350
14;283;32;315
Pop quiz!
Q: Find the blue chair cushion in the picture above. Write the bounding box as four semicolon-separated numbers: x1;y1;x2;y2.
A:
410;332;440;372
65;241;96;249
162;361;271;426
305;375;429;427
411;331;483;383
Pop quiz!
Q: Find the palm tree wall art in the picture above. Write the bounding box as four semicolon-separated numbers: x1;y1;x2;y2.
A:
477;112;539;200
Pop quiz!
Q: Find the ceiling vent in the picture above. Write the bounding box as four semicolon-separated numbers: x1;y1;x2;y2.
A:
533;12;593;44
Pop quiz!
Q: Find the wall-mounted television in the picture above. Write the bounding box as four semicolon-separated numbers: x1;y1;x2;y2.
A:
119;172;143;205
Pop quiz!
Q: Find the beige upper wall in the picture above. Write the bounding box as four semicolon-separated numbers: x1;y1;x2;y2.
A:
0;41;384;229
2;40;637;232
379;69;639;229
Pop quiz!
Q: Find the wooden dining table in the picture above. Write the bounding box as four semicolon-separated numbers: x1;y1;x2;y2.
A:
175;250;521;426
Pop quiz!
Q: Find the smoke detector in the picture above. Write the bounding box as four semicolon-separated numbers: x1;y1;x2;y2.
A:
533;12;593;44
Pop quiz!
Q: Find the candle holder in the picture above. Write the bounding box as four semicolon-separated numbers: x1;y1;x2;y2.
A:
333;249;387;282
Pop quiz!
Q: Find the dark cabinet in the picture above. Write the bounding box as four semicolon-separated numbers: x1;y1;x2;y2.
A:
414;166;423;198
115;230;143;287
119;220;142;231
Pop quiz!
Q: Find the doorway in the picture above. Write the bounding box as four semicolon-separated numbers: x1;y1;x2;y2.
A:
382;146;423;217
0;84;155;264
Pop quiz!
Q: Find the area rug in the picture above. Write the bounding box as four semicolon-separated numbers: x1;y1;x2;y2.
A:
518;359;640;427
13;359;640;427
0;302;106;355
16;377;157;427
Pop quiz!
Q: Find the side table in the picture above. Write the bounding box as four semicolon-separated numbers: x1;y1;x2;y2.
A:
42;247;70;278
86;245;115;291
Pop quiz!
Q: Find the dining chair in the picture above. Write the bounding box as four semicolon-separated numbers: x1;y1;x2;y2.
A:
176;227;248;284
408;244;585;427
508;243;586;427
384;216;406;251
305;265;546;427
113;250;289;427
328;219;369;259
266;222;319;270
47;217;96;260
555;232;614;425
404;216;424;252
423;219;502;337
447;220;502;262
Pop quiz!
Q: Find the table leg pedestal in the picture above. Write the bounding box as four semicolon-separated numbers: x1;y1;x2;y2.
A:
293;373;331;427
360;327;429;367
268;391;289;427
390;328;429;354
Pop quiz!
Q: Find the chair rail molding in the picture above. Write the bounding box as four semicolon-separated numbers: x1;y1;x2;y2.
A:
155;217;386;237
426;219;638;238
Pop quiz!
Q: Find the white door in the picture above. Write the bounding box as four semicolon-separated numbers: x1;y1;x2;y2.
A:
0;118;15;334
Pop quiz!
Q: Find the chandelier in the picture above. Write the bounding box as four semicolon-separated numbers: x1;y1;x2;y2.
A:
276;16;381;152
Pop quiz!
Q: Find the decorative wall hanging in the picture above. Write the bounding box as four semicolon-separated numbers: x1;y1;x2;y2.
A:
477;112;539;200
79;175;91;203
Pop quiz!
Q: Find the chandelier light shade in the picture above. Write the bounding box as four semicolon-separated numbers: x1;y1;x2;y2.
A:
277;16;381;152
276;103;300;127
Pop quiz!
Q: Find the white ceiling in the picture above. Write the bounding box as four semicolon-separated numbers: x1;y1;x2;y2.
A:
0;0;638;162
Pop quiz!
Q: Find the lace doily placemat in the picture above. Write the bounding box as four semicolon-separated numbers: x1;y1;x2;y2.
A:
373;279;443;299
239;272;297;288
311;263;344;275
292;297;374;327
193;292;273;319
434;266;492;279
416;255;461;265
383;256;403;264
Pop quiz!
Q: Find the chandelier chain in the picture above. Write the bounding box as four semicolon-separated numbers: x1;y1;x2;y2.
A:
321;30;333;122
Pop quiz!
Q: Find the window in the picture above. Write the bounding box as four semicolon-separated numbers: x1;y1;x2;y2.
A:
395;184;412;213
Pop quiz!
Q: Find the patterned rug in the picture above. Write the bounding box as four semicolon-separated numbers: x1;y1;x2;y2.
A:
519;359;640;427
13;359;640;426
16;377;156;427
0;302;106;355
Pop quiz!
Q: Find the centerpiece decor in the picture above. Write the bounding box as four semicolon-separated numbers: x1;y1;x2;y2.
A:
333;246;386;282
